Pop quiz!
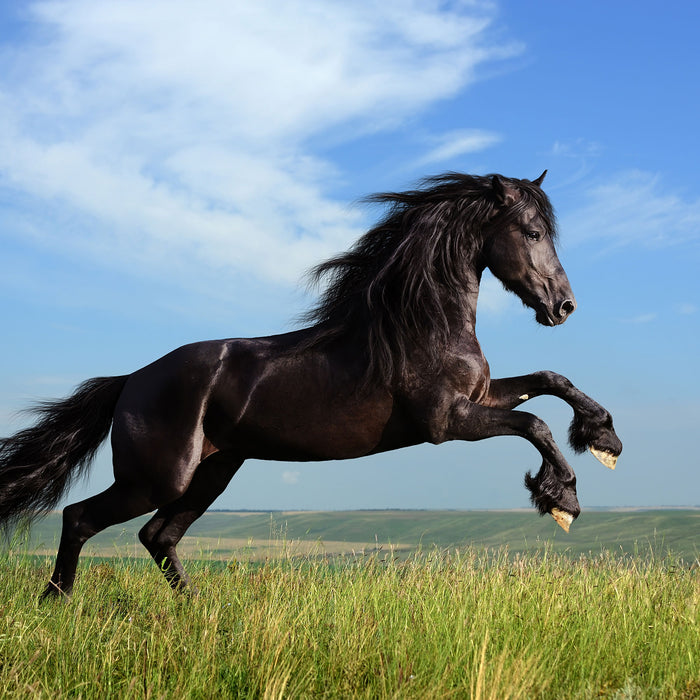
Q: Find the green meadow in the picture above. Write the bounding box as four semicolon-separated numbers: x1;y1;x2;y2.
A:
1;510;699;698
19;508;700;561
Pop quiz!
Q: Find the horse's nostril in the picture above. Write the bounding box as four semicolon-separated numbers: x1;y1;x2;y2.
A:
559;299;576;317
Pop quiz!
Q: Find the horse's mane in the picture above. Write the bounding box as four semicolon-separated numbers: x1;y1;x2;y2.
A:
299;172;557;386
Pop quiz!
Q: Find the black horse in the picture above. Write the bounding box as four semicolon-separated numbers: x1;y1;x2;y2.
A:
0;171;621;597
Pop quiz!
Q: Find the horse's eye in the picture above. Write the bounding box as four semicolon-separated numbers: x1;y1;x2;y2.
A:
525;230;541;241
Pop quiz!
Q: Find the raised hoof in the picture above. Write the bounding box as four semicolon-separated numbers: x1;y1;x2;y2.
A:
551;508;574;533
589;447;618;470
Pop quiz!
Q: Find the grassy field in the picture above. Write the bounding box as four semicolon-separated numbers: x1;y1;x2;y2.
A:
1;511;699;698
18;508;700;562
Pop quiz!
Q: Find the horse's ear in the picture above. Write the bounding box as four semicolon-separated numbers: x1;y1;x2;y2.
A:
532;170;547;187
491;175;519;206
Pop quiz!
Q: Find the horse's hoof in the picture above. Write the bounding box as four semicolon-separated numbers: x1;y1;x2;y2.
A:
551;508;574;533
39;584;69;603
589;447;617;470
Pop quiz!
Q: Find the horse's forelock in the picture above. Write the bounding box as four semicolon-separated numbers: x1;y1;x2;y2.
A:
505;178;558;241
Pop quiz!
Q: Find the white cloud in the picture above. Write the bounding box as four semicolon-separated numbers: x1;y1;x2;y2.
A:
0;0;517;287
561;171;700;249
282;470;300;485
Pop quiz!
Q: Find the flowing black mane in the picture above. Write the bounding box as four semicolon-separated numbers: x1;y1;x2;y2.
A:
301;172;557;385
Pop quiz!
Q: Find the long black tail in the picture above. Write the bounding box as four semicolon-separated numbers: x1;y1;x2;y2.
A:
0;375;129;531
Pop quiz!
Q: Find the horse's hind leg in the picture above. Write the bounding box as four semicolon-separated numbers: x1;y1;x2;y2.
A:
41;481;156;599
138;453;243;592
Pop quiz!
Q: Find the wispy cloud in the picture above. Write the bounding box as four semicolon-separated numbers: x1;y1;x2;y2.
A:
622;313;657;325
562;171;700;249
547;138;602;189
0;0;517;287
551;139;602;159
677;303;697;315
415;128;501;167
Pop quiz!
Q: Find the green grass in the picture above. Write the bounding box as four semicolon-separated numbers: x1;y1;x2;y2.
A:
1;546;699;699
3;511;699;698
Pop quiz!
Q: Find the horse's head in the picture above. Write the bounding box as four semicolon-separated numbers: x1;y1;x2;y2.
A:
484;171;576;326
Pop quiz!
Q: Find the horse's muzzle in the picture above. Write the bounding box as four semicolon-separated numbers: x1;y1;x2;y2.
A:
536;297;576;326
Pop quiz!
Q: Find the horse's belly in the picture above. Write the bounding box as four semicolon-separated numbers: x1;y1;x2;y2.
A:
222;395;393;461
205;369;396;461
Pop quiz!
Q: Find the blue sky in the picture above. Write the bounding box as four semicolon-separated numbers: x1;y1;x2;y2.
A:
1;0;698;513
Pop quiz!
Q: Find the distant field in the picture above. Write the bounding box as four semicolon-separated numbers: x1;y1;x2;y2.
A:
16;508;700;563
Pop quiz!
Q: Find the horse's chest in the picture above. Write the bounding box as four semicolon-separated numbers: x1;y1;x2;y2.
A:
443;347;491;403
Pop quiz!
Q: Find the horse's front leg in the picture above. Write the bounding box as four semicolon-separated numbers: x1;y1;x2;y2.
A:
484;371;622;470
442;398;580;531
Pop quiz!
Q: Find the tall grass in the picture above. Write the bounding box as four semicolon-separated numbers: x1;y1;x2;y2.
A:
0;547;698;698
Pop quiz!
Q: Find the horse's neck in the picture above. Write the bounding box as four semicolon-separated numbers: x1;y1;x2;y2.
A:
448;266;482;337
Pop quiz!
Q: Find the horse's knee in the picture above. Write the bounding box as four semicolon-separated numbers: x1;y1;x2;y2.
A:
523;413;555;446
138;520;174;553
138;521;157;550
139;514;181;554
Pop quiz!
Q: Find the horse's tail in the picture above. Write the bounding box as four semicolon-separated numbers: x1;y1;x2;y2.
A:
0;375;129;531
